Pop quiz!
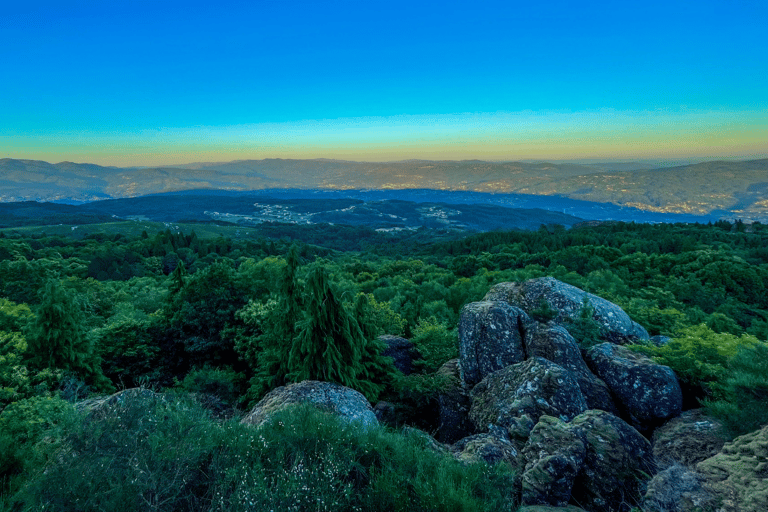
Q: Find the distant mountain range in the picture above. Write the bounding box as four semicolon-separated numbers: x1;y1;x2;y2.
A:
1;157;766;221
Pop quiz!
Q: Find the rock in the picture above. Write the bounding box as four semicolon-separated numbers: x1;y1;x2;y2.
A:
696;425;768;512
469;357;587;440
570;410;655;512
435;359;474;444
379;335;418;375
524;324;619;415
650;335;672;346
651;409;726;470
453;428;522;467
521;415;588;508
373;400;397;426
241;380;377;430
518;506;588;512
485;278;649;344
585;342;682;434
401;426;453;456
643;463;716;512
458;300;531;388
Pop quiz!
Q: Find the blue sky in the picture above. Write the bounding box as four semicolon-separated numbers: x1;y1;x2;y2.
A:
1;0;766;165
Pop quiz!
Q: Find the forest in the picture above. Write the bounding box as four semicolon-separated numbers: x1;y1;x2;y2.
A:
1;218;767;511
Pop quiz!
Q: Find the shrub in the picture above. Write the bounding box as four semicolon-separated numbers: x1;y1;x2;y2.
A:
704;341;768;437
564;297;604;350
410;317;458;373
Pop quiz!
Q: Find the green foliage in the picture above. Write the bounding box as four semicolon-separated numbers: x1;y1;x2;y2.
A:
0;298;34;332
410;317;458;373
704;342;768;437
9;398;515;512
564;297;604;350
630;324;760;399
288;267;391;402
23;279;108;390
96;319;163;388
529;297;557;323
179;366;245;408
0;331;31;407
0;396;73;480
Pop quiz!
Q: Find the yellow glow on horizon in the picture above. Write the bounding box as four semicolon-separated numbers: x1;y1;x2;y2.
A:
3;109;766;166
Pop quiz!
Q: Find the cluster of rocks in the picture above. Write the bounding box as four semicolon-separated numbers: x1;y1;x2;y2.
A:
235;277;766;512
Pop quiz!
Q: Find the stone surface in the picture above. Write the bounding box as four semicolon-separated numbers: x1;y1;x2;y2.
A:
458;300;530;388
651;409;726;470
240;380;377;430
643;464;716;512
453;427;522;467
379;335;418;375
485;278;649;344
570;409;655;512
524;324;619;415
697;425;768;512
518;506;588;512
585;342;682;434
521;415;588;508
469;357;587;440
435;358;474;444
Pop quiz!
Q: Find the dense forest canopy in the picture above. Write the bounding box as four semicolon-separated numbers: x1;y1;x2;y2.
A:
1;218;767;510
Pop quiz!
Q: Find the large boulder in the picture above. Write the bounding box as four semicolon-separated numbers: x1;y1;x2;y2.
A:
642;463;716;512
570;410;655;512
435;359;474;444
521;415;588;508
469;357;587;440
453;427;522;468
696;425;768;512
524;324;619;415
518;507;588;512
379;335;418;375
651;409;726;470
485;278;649;344
458;301;531;388
585;343;682;434
240;380;377;430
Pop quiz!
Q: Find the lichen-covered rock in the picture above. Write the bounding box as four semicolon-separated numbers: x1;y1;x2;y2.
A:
458;300;531;388
570;410;655;512
453;428;522;467
518;506;588;512
524;324;619;415
696;425;768;512
585;342;682;434
521;415;588;507
435;358;474;444
379;335;418;375
469;357;587;440
652;409;726;470
485;278;649;344
643;464;716;512
241;380;377;430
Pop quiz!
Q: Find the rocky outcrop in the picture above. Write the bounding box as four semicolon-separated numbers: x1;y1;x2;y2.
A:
458;301;531;388
570;410;655;512
521;415;588;508
435;358;474;444
240;380;377;430
453;427;522;467
524;324;619;415
469;357;587;440
585;343;682;434
518;506;588;512
484;278;649;344
379;335;418;375
696;425;768;512
651;409;726;470
642;464;715;512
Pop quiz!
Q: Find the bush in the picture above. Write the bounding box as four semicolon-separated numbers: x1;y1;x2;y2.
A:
704;341;768;437
410;317;458;373
10;397;516;512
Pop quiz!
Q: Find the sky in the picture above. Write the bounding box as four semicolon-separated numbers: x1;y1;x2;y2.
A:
1;0;767;166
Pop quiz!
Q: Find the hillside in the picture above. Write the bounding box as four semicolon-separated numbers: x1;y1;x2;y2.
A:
1;157;767;221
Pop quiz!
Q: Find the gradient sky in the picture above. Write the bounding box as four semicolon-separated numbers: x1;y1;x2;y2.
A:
1;0;767;166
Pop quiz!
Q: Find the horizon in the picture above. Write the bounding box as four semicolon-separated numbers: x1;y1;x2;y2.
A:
2;1;767;167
